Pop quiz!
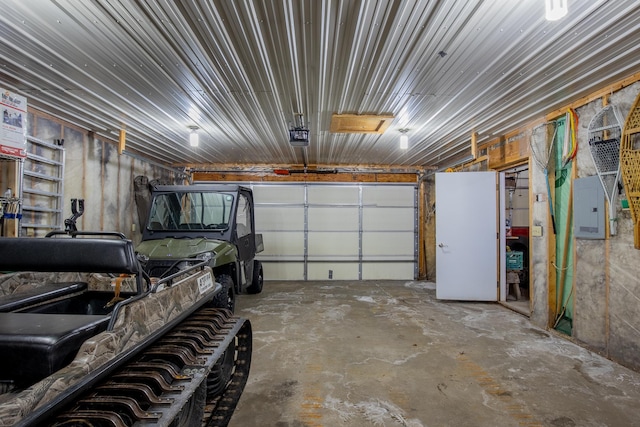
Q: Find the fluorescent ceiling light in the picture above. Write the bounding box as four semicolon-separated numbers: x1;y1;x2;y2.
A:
400;133;408;150
545;0;568;21
189;128;199;147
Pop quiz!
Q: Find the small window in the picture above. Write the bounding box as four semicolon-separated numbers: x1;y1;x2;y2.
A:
236;194;252;237
147;192;234;230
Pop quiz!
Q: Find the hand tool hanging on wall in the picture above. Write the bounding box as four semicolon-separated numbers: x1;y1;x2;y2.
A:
620;91;640;248
587;104;623;235
530;122;559;234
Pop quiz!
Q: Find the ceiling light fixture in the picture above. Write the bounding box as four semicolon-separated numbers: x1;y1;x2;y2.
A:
189;126;199;147
399;129;409;150
545;0;568;21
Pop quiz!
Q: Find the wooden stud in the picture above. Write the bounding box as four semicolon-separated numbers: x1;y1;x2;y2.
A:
192;171;419;184
118;129;126;155
471;132;478;160
418;178;427;279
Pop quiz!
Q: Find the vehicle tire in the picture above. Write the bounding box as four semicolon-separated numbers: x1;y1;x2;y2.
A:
207;338;235;398
246;260;263;294
211;274;235;313
169;381;206;427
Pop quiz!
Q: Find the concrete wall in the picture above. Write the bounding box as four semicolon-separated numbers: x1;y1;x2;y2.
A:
527;82;640;371
568;82;640;371
27;110;177;243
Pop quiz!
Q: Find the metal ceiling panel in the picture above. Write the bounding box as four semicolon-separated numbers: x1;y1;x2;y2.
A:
1;0;640;169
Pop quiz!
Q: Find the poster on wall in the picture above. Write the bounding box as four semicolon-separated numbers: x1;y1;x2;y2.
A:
1;88;27;158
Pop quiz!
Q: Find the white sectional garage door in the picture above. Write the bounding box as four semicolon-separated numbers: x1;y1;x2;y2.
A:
251;183;416;280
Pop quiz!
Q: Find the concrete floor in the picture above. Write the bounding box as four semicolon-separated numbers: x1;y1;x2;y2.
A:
229;281;640;427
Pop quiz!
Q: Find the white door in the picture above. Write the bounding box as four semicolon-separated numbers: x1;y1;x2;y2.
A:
436;171;502;300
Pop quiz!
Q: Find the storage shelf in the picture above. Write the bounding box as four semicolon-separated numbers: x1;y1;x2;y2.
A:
20;138;65;236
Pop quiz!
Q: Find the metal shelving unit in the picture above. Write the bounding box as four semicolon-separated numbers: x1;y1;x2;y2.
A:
1;155;23;237
20;136;65;236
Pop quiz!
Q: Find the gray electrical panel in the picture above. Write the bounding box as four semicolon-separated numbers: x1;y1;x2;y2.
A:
574;175;605;239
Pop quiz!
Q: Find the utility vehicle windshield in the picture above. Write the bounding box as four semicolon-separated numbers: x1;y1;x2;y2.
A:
147;192;234;231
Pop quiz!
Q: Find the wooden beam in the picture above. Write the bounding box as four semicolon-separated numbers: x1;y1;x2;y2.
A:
546;70;640;121
471;132;478;160
192;171;419;183
478;70;640;155
118;129;126;155
180;162;435;173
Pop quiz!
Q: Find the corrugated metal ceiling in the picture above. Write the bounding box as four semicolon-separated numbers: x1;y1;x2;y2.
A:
1;0;639;170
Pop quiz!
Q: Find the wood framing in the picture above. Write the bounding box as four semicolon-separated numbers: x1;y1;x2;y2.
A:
192;171;418;183
118;129;126;155
330;113;395;134
471;132;478;160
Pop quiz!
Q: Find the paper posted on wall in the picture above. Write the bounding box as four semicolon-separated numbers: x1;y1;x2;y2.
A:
1;88;27;158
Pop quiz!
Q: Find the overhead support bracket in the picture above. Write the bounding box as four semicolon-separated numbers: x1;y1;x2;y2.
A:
118;128;126;155
471;132;478;160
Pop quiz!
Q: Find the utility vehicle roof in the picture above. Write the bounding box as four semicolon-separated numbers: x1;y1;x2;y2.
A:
151;184;251;193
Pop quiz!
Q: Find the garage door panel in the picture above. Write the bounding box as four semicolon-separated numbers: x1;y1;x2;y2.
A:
308;186;358;204
362;232;414;257
263;262;304;280
362;207;414;231
308;262;359;280
257;207;304;230
308;207;358;230
363;185;415;206
254;185;304;204
362;262;414;280
308;231;358;256
260;231;304;257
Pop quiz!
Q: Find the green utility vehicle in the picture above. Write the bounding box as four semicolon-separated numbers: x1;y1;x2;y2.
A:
136;184;264;312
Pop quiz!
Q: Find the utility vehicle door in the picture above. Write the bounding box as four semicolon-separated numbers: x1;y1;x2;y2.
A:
235;190;256;281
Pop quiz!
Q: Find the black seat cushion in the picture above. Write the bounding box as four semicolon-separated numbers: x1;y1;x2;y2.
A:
0;238;140;274
0;313;110;388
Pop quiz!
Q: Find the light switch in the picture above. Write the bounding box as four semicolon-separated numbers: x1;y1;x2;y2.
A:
532;225;543;237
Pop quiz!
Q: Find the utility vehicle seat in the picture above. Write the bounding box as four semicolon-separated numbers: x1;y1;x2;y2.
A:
0;237;140;387
0;313;109;387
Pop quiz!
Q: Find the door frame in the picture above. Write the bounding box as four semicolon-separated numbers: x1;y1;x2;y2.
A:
497;161;532;315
